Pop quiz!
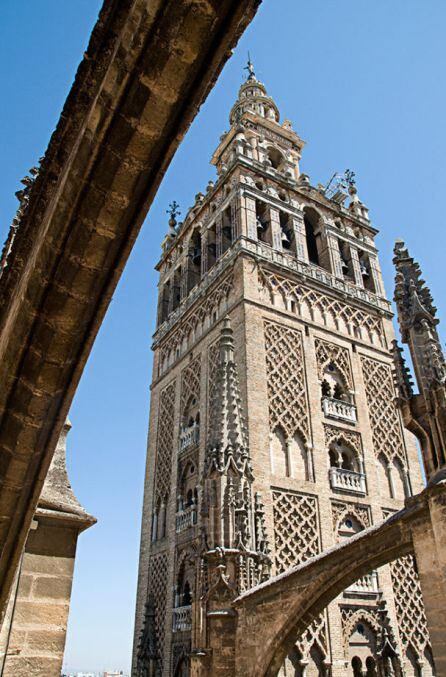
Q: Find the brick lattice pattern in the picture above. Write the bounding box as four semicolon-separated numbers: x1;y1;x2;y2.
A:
259;268;384;342
264;320;309;441
390;554;431;657
148;552;169;672
360;356;406;463
315;336;353;388
154;380;176;504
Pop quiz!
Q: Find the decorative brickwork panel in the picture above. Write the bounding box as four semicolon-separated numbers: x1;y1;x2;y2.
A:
295;613;328;662
331;500;371;533
154;381;176;503
272;489;327;662
340;607;381;652
181;355;201;413
264;321;310;441
272;489;319;573
148;552;168;672
360;356;406;464
315;337;353;389
323;424;362;458
259;268;384;342
207;340;220;438
390;555;431;658
158;272;233;364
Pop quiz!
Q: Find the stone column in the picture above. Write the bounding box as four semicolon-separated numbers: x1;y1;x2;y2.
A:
200;229;208;277
268;206;282;251
411;483;446;674
232;192;243;240
350;245;364;287
243;195;257;240
386;462;396;498
368;253;385;296
216;213;223;259
292;211;309;262
326;233;344;279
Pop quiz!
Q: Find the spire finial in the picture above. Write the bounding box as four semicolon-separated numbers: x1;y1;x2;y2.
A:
244;52;256;81
166;200;180;235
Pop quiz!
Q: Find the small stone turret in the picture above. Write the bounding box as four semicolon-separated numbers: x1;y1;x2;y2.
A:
201;317;270;574
392;240;446;480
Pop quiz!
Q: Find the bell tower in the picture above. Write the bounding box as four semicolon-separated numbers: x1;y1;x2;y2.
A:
133;62;434;677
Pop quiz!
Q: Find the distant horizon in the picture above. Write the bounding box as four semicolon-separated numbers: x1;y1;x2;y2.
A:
1;0;445;671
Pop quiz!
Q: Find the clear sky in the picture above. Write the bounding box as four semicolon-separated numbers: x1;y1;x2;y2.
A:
1;1;445;673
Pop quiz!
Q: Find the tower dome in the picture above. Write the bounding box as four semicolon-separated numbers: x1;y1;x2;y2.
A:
229;58;280;125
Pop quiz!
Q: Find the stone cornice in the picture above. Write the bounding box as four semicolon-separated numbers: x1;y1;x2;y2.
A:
153;236;392;349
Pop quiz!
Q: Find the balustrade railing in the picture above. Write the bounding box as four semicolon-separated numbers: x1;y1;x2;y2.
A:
323;397;357;423
345;571;379;595
329;467;366;494
179;423;200;454
172;605;192;632
175;505;197;533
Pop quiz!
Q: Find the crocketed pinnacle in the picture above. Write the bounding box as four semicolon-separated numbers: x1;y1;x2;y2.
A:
393;240;437;340
206;317;250;474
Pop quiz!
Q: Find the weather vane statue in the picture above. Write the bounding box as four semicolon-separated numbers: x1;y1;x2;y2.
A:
244;52;256;81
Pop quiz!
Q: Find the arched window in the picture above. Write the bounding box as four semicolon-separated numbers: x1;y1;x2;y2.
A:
377;454;393;500
266;146;284;171
279;211;293;251
159;279;171;324
328;440;359;473
188;230;202;292
321;363;350;402
358;250;376;293
221;206;233;254
171;267;181;312
339;240;355;281
270;427;288;477
392;457;407;500
349;622;377;676
256;200;272;246
303;208;322;266
207;224;217;270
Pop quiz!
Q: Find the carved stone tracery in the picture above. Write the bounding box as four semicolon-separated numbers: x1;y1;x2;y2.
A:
264;320;310;442
315;337;353;389
360;356;406;464
155;381;176;504
259;268;384;343
390;555;431;659
158;272;233;366
181;355;201;413
331;500;371;533
147;552;169;675
324;424;363;460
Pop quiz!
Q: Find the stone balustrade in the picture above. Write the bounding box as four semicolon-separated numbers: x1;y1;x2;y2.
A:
323;397;357;423
329;467;366;495
172;605;192;632
179;423;200;454
175;505;197;533
345;571;379;596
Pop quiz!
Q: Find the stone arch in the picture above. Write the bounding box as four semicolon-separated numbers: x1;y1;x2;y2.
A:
234;512;414;677
270;426;288;477
347;618;378;673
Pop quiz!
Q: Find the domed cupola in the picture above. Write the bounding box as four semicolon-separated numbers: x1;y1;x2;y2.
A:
229;57;280;126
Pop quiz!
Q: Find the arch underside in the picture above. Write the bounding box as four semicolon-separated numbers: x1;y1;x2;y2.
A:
233;509;419;677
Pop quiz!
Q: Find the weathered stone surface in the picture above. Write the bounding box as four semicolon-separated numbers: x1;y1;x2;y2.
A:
0;0;261;618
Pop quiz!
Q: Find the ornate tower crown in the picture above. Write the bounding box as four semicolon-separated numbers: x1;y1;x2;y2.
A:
229;57;280;125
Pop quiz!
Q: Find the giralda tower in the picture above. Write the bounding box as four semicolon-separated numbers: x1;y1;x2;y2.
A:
133;62;434;677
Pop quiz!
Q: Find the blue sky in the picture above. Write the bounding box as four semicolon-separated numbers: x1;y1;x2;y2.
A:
1;1;445;673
